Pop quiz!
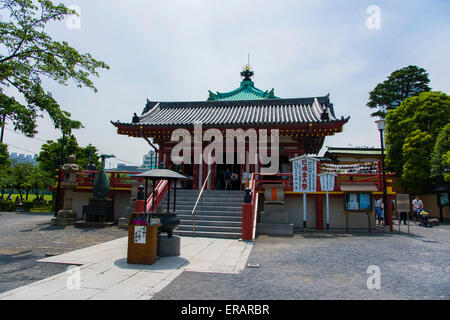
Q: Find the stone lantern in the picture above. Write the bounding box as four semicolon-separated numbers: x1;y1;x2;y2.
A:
51;155;80;226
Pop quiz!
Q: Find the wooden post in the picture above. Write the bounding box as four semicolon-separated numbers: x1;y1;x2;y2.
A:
326;191;330;230
316;195;323;230
346;212;349;233
303;193;307;229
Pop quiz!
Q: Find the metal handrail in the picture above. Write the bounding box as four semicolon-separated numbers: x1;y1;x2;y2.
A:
191;170;212;232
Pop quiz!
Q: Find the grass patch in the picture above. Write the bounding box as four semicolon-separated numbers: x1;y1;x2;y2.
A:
1;194;53;202
30;208;53;213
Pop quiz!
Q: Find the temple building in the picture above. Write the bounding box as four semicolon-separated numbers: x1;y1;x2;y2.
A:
112;66;350;190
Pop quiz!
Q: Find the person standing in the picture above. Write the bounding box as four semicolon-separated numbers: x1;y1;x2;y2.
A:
375;198;384;225
224;168;232;190
412;195;424;225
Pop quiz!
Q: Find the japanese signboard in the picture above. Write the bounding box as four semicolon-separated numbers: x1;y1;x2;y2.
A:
291;156;318;193
319;173;336;192
344;193;373;212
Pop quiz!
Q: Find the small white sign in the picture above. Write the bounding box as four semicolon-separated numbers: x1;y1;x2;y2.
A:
291;156;318;193
319;173;336;192
134;226;146;244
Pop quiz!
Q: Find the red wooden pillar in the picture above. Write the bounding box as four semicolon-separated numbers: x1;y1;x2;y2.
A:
210;163;216;190
242;203;253;240
316;195;324;230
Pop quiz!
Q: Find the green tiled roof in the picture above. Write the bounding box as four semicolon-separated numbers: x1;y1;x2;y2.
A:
207;69;280;101
326;147;382;156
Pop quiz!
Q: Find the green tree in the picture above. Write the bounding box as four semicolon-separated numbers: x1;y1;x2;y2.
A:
442;151;450;183
11;161;34;201
385;91;450;191
367;65;431;118
0;0;109;137
29;165;53;203
401;130;434;192
0;164;13;199
0;142;9;168
36;134;100;175
431;123;450;184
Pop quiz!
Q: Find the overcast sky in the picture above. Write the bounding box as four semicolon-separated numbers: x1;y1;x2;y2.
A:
4;0;450;169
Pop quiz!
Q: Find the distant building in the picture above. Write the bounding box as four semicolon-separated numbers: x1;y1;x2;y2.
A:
106;163;146;173
142;150;159;169
323;147;382;164
9;152;38;166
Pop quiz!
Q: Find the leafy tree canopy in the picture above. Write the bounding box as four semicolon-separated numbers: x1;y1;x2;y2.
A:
367;65;431;118
36;134;100;175
0;142;10;167
431;123;450;184
386;91;450;192
0;0;109;137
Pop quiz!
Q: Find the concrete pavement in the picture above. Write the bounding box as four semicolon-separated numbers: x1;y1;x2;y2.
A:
0;236;253;300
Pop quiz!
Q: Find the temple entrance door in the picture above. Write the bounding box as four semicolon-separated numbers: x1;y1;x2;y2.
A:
183;163;193;189
215;155;242;190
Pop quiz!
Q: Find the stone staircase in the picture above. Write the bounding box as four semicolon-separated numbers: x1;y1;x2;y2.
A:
159;189;244;239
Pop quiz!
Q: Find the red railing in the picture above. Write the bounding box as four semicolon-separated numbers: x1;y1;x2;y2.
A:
74;171;144;190
54;170;172;214
241;169;395;240
146;180;169;213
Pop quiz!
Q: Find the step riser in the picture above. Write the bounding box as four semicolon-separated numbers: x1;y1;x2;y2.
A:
170;206;242;212
159;190;245;239
178;215;242;222
161;198;244;203
177;211;242;217
178;226;242;232
180;221;242;228
173;231;241;239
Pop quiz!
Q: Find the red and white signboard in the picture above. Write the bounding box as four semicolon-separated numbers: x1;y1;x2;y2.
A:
291;156;318;193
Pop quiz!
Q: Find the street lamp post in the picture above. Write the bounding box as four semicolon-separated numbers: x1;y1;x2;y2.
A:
375;119;389;231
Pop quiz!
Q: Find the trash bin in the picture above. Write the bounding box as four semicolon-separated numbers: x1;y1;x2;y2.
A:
127;213;160;265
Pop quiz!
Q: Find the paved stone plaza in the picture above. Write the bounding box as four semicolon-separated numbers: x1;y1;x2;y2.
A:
0;225;253;300
0;211;127;293
153;224;450;300
0;210;449;300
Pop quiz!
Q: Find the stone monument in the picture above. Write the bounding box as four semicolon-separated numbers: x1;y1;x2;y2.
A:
51;155;80;226
256;184;294;236
80;154;115;226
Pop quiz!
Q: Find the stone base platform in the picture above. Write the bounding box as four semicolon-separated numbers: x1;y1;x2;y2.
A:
257;223;294;236
51;210;77;226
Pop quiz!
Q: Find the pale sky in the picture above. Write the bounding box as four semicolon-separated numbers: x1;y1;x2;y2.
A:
4;0;450;169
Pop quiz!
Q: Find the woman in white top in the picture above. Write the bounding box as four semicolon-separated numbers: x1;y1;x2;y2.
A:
412;195;423;224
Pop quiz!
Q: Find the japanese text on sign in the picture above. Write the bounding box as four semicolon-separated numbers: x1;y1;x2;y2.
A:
292;158;317;193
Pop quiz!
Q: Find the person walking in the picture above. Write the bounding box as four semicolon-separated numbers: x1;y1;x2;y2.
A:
412;195;424;225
